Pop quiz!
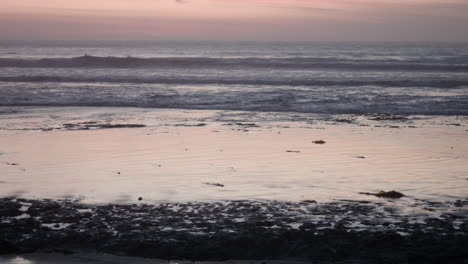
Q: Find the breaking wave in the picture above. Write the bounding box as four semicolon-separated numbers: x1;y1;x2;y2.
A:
1;76;467;88
1;55;467;72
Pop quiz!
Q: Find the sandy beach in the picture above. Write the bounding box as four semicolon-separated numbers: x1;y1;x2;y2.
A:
1;106;467;263
1;107;467;203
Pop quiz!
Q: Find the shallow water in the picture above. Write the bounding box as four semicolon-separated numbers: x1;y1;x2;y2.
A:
0;107;466;204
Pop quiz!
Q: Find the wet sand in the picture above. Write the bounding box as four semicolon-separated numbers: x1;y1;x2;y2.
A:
0;107;467;204
0;253;315;264
1;107;468;263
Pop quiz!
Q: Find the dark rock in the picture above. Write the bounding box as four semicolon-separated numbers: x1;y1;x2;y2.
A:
204;182;224;187
92;124;146;129
174;123;206;127
301;200;317;204
0;240;19;254
369;114;408;121
1;197;467;263
235;123;260;128
375;191;405;198
312;140;326;144
0;200;21;217
359;191;405;199
62;122;146;130
333;119;354;123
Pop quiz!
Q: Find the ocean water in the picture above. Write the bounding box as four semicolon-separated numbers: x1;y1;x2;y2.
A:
1;41;468;115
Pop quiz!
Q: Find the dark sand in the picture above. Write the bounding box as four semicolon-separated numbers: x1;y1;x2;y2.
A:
0;253;313;264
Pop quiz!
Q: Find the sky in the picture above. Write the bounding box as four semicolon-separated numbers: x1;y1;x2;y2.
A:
1;0;468;42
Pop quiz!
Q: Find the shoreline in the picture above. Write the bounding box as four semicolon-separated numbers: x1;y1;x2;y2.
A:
1;106;467;204
1;197;468;263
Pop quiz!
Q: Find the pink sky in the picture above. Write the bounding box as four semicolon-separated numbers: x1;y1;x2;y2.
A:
1;0;468;41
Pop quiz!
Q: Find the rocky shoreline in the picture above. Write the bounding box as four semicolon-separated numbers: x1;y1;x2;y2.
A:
1;198;468;263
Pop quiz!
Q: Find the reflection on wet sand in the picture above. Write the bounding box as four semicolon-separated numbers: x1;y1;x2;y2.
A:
0;107;467;204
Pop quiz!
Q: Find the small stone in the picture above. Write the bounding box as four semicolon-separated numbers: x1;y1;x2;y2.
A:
138;197;143;201
376;191;404;198
204;182;224;187
359;190;405;199
313;140;326;144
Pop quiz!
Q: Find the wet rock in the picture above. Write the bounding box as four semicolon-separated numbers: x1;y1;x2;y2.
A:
204;182;224;187
375;191;405;198
0;201;21;217
312;140;326;144
359;191;405;199
62;122;146;130
174;123;206;127
234;123;260;128
333;119;354;123
92;124;146;129
1;197;467;263
0;240;18;254
368;114;408;121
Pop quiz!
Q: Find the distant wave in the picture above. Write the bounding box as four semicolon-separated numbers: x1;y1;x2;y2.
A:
1;75;467;88
1;55;467;72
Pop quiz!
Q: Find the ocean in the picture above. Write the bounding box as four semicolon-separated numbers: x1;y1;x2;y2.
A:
1;41;467;115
